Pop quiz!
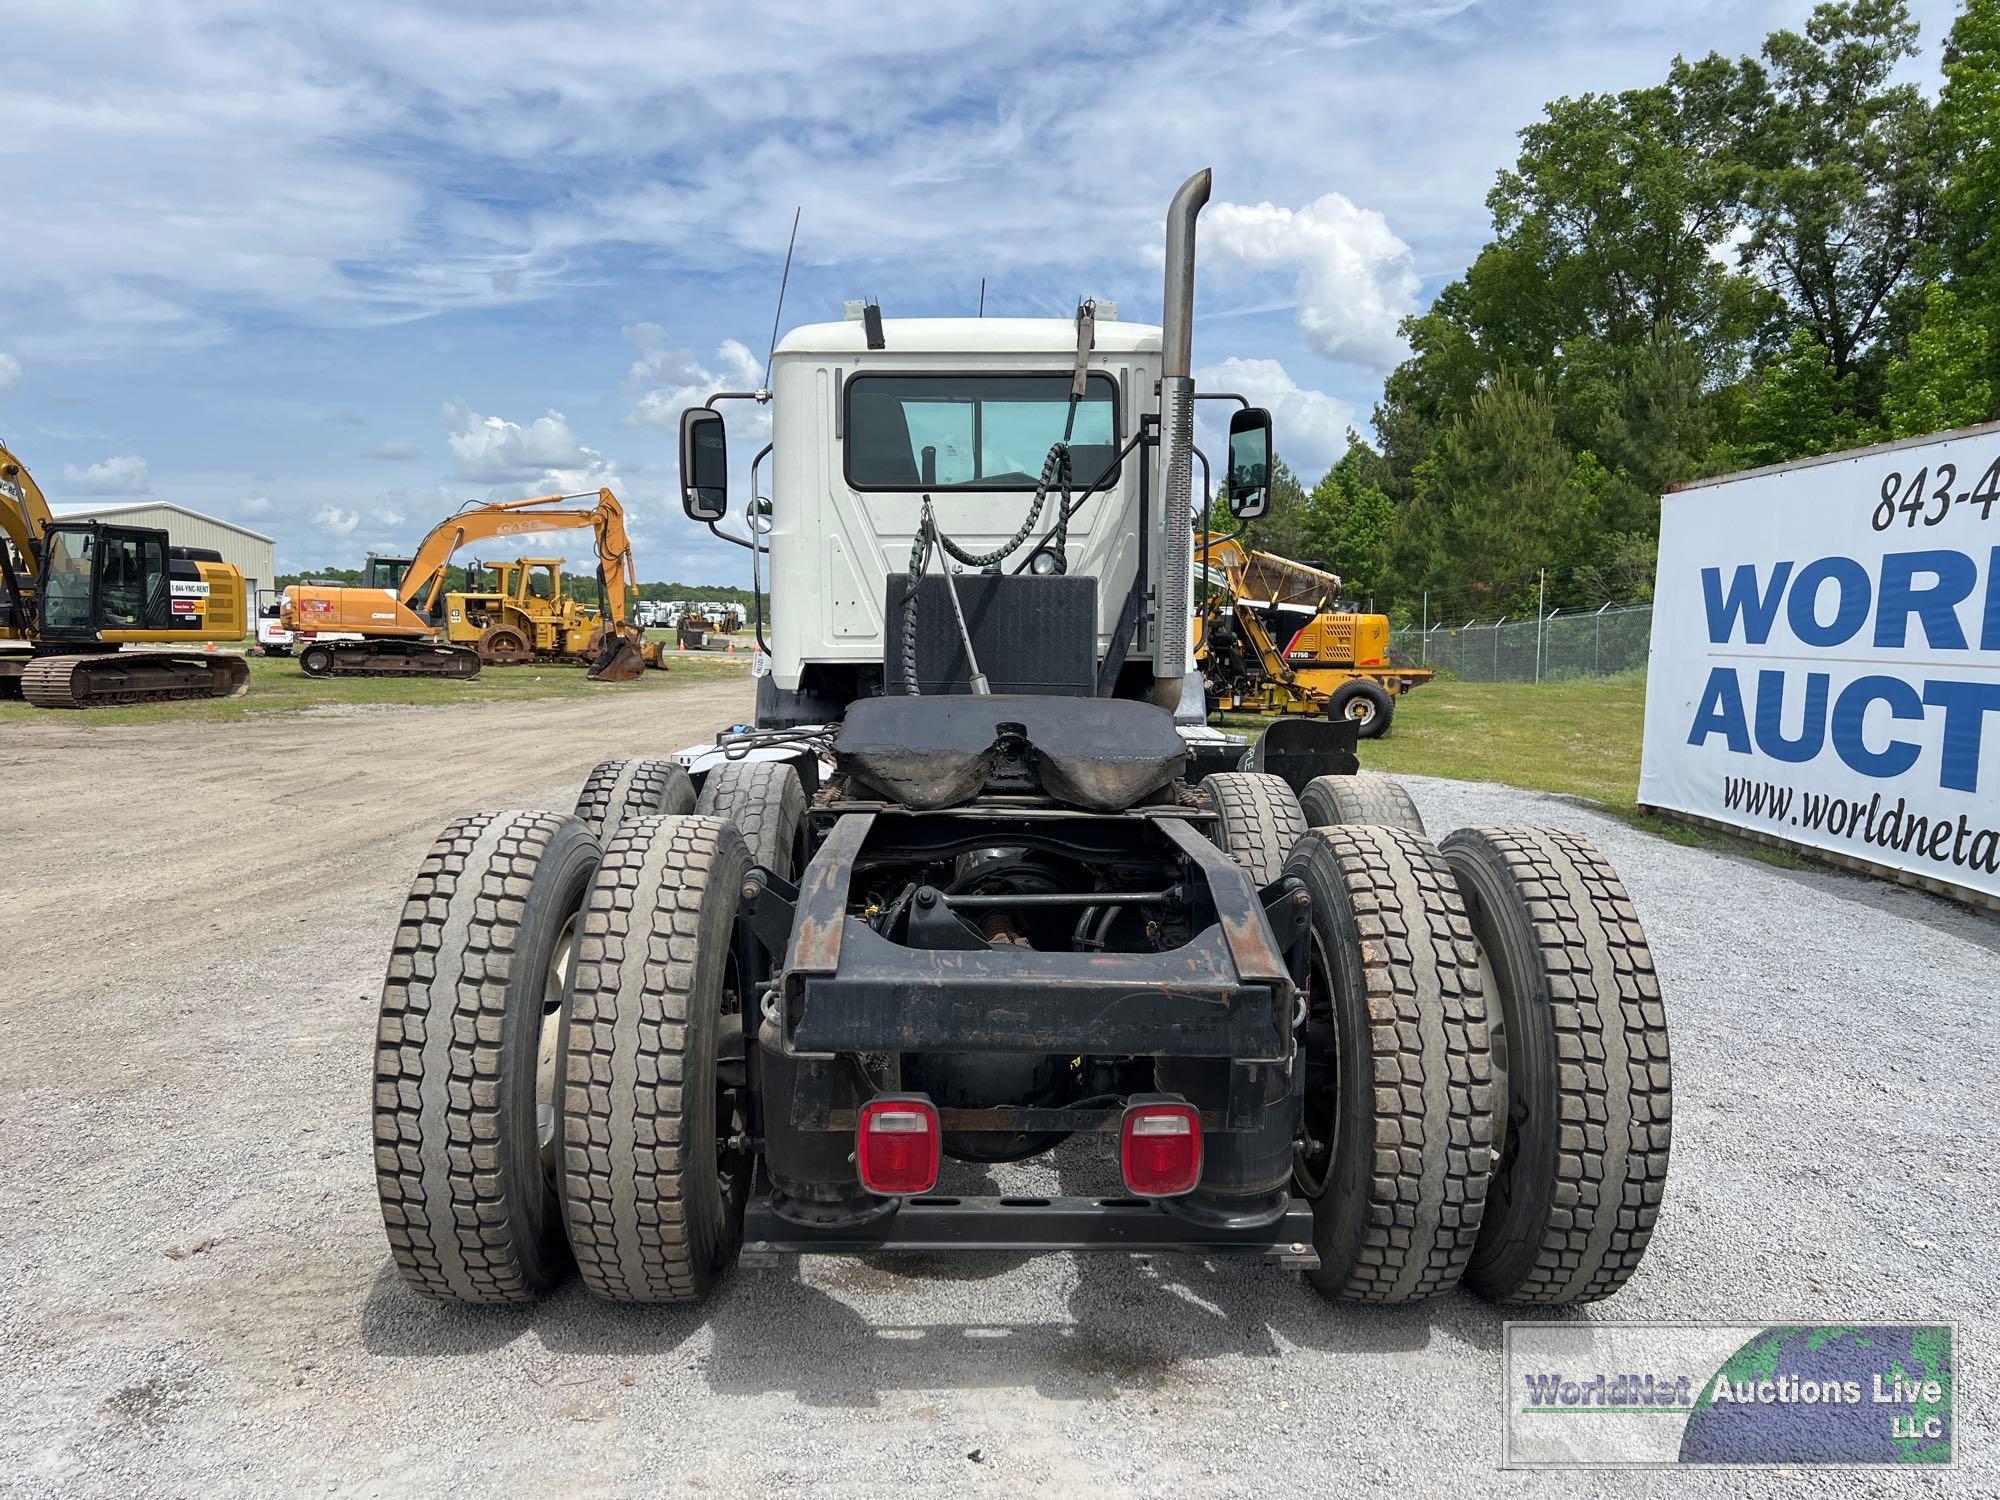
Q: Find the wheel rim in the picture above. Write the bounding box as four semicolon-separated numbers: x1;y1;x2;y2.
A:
483;628;531;665
1293;928;1340;1198
1343;696;1376;727
535;912;579;1184
1459;884;1517;1198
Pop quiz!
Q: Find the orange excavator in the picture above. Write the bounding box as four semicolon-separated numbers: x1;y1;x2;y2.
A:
281;489;651;681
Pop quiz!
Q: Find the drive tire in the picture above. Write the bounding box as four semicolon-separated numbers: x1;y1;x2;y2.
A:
694;759;807;878
1300;772;1425;835
1329;679;1395;739
1440;827;1671;1306
1201;770;1308;887
1288;826;1493;1304
372;810;601;1304
573;757;697;843
560;815;753;1303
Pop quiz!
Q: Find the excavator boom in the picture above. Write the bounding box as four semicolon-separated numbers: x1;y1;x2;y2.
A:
281;488;648;681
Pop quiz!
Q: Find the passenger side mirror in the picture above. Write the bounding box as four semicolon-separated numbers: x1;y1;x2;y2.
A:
679;408;729;522
1225;407;1273;520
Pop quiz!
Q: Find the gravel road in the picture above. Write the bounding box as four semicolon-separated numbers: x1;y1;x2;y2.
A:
2;692;1992;1498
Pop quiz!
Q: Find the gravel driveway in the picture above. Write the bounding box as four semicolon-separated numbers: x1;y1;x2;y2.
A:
3;714;1992;1497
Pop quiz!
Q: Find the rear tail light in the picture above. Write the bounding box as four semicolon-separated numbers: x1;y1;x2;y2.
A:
1120;1097;1203;1197
856;1095;941;1196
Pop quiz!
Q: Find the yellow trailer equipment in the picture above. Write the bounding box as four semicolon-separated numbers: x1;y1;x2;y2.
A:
1196;532;1431;738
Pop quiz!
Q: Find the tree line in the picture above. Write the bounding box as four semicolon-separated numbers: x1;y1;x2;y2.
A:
1230;0;1998;624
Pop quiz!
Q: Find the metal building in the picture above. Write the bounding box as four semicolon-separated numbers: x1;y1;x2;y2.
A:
51;502;277;603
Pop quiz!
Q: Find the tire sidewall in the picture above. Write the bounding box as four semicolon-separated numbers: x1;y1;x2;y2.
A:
676;828;753;1285
1290;837;1384;1291
1443;835;1556;1294
502;818;602;1284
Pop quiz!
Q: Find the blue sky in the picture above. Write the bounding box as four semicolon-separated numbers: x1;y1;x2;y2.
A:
0;0;1961;585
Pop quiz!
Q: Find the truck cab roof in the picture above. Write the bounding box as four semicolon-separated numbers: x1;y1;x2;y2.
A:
773;317;1162;358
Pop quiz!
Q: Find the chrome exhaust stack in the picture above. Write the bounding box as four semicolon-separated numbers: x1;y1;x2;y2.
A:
1151;168;1210;713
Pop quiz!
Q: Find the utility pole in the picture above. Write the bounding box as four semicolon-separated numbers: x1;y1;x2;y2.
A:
1535;568;1546;686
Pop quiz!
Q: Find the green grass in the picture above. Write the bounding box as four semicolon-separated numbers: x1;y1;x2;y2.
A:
0;644;750;727
1220;676;1809;868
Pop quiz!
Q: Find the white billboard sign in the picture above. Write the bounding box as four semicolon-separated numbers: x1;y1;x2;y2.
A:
1640;423;2000;904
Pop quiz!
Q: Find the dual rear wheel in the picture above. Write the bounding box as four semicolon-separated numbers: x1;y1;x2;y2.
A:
1203;770;1671;1306
372;758;805;1305
374;758;1669;1311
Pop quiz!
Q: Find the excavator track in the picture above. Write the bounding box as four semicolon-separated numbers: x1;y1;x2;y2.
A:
20;651;253;710
298;639;482;680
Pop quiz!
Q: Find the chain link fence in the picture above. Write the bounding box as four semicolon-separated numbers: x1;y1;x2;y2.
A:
1390;604;1653;683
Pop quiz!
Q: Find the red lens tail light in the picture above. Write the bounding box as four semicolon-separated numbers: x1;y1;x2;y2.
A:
1120;1097;1203;1197
856;1095;941;1196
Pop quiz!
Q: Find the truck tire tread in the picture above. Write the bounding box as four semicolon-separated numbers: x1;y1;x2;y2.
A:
1202;770;1308;886
1440;826;1670;1306
373;810;598;1304
1300;772;1425;835
694;760;807;878
574;757;697;843
561;814;751;1303
1291;826;1493;1303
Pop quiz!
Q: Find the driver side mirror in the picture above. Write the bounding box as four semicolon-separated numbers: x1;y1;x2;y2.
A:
679;408;729;522
1225;407;1273;521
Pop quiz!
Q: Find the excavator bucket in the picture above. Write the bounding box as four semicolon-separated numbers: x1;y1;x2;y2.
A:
587;630;647;682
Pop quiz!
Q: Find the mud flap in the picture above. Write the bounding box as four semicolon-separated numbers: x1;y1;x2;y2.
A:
1240;716;1359;796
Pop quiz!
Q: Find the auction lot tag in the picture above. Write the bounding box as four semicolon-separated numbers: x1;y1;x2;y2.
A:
1502;1322;1952;1469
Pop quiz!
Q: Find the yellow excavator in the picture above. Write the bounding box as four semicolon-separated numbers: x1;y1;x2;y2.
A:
1195;532;1431;738
1;441;250;709
281;489;651;681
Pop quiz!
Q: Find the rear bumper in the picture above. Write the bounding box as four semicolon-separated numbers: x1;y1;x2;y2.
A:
740;1190;1319;1268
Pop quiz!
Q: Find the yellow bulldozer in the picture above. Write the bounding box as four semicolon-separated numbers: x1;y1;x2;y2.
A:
1196;533;1431;738
443;554;657;669
282;488;656;681
1;441;250;709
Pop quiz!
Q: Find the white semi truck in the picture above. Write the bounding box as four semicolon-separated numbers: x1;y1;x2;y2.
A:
369;171;1672;1315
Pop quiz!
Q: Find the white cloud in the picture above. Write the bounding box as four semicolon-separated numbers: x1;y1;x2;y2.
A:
0;352;20;394
371;505;407;527
1205;195;1420;373
237;494;274;517
62;454;150;495
624;332;764;431
1707;223;1754;269
441;399;596;482
1196;357;1355;481
366;441;421;461
313;505;359;536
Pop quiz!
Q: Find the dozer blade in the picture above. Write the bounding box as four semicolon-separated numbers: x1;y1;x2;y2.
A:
587;632;647;682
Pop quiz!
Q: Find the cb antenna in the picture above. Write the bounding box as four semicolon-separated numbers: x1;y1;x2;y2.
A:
978;277;986;317
762;206;802;393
